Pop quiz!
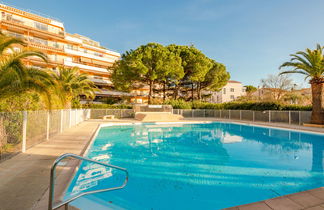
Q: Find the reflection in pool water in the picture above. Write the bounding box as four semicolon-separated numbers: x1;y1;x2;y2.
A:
66;122;324;210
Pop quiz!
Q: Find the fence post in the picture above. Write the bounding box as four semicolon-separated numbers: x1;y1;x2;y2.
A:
87;109;91;120
75;109;77;125
299;111;301;125
269;110;271;123
69;109;72;128
220;110;222;118
60;109;63;133
22;111;27;153
192;110;194;118
253;111;255;122
240;110;242;120
229;110;231;119
288;111;291;125
204;109;206;117
46;111;50;141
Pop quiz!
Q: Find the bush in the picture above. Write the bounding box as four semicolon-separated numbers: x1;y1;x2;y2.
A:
84;104;132;109
164;100;312;111
164;99;192;109
281;104;312;111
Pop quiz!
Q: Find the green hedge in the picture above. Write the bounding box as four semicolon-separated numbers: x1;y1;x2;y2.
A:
164;100;312;111
83;104;132;109
81;100;312;111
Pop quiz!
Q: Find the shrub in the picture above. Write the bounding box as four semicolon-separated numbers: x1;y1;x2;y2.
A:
164;99;192;109
84;104;132;109
164;99;312;111
281;105;312;111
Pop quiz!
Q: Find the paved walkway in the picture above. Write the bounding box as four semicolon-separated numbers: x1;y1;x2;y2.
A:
0;121;100;210
0;118;323;210
224;188;324;210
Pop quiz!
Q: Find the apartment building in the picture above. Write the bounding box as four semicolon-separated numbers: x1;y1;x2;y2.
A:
204;80;246;103
0;3;148;103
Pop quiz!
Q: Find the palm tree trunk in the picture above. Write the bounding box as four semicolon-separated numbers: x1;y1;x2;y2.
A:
310;81;324;124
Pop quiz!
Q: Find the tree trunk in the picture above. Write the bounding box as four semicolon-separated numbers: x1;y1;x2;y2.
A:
173;84;178;100
163;81;166;102
191;83;194;101
197;83;202;101
310;81;324;124
148;80;153;104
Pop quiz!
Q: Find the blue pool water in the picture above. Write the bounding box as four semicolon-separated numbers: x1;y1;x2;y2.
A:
66;122;324;209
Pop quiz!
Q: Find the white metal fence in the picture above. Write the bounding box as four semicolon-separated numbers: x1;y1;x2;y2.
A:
0;108;313;162
173;109;312;125
90;109;135;119
0;109;90;162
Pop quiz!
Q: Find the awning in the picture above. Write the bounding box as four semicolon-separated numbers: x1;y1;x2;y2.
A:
95;90;135;97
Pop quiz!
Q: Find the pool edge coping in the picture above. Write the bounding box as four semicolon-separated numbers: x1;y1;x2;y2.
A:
81;120;324;210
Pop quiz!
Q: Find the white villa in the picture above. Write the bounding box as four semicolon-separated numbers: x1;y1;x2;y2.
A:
204;80;246;103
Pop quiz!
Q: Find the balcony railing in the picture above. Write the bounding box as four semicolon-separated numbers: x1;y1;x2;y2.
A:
64;47;117;63
0;17;65;38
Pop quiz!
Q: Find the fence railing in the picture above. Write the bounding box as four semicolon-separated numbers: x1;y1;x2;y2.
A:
89;109;312;126
90;109;135;119
173;109;312;125
0;108;313;162
0;109;90;162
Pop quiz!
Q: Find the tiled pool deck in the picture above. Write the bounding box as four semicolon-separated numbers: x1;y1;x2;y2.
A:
0;118;323;210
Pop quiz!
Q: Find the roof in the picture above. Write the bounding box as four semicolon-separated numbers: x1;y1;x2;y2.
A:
228;80;242;84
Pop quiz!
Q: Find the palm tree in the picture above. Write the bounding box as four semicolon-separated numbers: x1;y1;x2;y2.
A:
0;33;55;106
51;66;97;108
280;44;324;124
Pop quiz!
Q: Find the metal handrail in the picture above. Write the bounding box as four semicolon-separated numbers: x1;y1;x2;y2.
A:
48;153;129;210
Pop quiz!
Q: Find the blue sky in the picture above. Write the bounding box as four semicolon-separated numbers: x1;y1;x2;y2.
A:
6;0;324;87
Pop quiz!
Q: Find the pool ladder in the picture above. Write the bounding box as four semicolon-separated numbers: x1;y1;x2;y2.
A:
48;153;129;210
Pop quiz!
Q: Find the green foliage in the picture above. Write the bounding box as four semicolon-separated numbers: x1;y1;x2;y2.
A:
112;43;230;102
0;33;55;108
168;45;229;100
84;104;132;109
245;85;257;93
51;66;97;108
164;99;192;109
164;99;312;111
112;43;183;103
280;44;324;80
3;112;23;145
202;62;230;91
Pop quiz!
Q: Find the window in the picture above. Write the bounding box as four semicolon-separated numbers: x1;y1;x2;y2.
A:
31;37;48;46
53;42;59;48
230;95;235;99
66;44;73;50
223;88;226;94
34;22;48;31
230;88;235;92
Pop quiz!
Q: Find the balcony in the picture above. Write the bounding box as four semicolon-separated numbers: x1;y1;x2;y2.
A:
89;77;112;85
0;17;65;39
28;42;64;53
64;59;109;74
64;48;118;64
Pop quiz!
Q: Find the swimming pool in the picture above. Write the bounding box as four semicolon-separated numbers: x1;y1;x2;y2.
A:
66;122;324;209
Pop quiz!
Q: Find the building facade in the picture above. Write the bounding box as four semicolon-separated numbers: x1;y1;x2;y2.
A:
0;3;148;103
205;80;246;103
